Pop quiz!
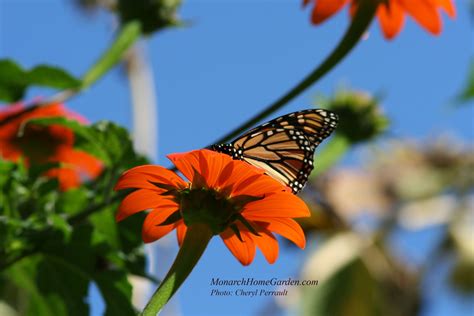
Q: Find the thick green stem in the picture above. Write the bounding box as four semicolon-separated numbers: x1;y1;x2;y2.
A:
140;223;213;316
210;1;377;146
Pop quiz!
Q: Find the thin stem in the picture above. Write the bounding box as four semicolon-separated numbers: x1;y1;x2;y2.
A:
140;223;213;316
209;1;377;146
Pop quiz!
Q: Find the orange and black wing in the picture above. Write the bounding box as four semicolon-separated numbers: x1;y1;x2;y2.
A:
212;109;338;193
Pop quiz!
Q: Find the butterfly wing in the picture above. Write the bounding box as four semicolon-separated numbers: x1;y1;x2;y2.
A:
212;109;338;193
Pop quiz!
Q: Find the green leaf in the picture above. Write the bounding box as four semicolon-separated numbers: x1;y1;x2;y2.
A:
0;118;148;314
35;255;90;316
56;188;90;216
0;60;29;102
3;257;61;316
0;60;26;86
47;214;73;240
90;204;121;250
28;65;81;89
116;212;153;280
94;271;136;316
2;217;141;316
3;226;94;316
82;21;141;88
87;121;134;164
0;86;23;103
0;60;80;103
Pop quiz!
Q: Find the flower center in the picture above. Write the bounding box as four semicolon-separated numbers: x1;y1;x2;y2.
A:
179;188;239;235
14;125;73;163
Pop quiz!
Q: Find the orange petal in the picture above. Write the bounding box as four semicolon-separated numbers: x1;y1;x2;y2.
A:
377;1;405;39
168;149;233;188
115;173;162;191
119;165;185;188
216;161;237;188
253;228;279;264
176;222;188;246
46;167;80;191
255;218;306;249
0;141;21;161
198;150;230;187
220;228;256;266
117;189;178;222
215;159;287;197
310;0;349;24
242;192;310;218
142;209;181;243
56;148;102;178
115;165;185;191
399;0;442;35
142;222;178;243
232;173;289;197
167;151;199;183
436;0;456;17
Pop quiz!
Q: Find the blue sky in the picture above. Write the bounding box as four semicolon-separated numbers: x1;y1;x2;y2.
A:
1;1;473;316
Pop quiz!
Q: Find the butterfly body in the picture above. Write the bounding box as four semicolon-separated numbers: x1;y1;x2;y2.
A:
211;109;338;194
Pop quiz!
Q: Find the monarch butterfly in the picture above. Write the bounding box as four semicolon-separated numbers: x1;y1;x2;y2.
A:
211;109;338;194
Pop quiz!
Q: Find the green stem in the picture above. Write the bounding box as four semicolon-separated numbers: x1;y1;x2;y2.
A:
210;1;377;146
140;223;213;316
82;21;142;89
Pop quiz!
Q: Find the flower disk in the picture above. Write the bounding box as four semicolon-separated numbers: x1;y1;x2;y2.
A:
114;149;311;266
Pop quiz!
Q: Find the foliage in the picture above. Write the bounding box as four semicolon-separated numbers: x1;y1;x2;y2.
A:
0;121;149;315
0;6;160;316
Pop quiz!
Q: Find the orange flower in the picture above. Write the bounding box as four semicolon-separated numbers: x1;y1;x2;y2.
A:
303;0;456;39
0;103;102;190
115;149;310;266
